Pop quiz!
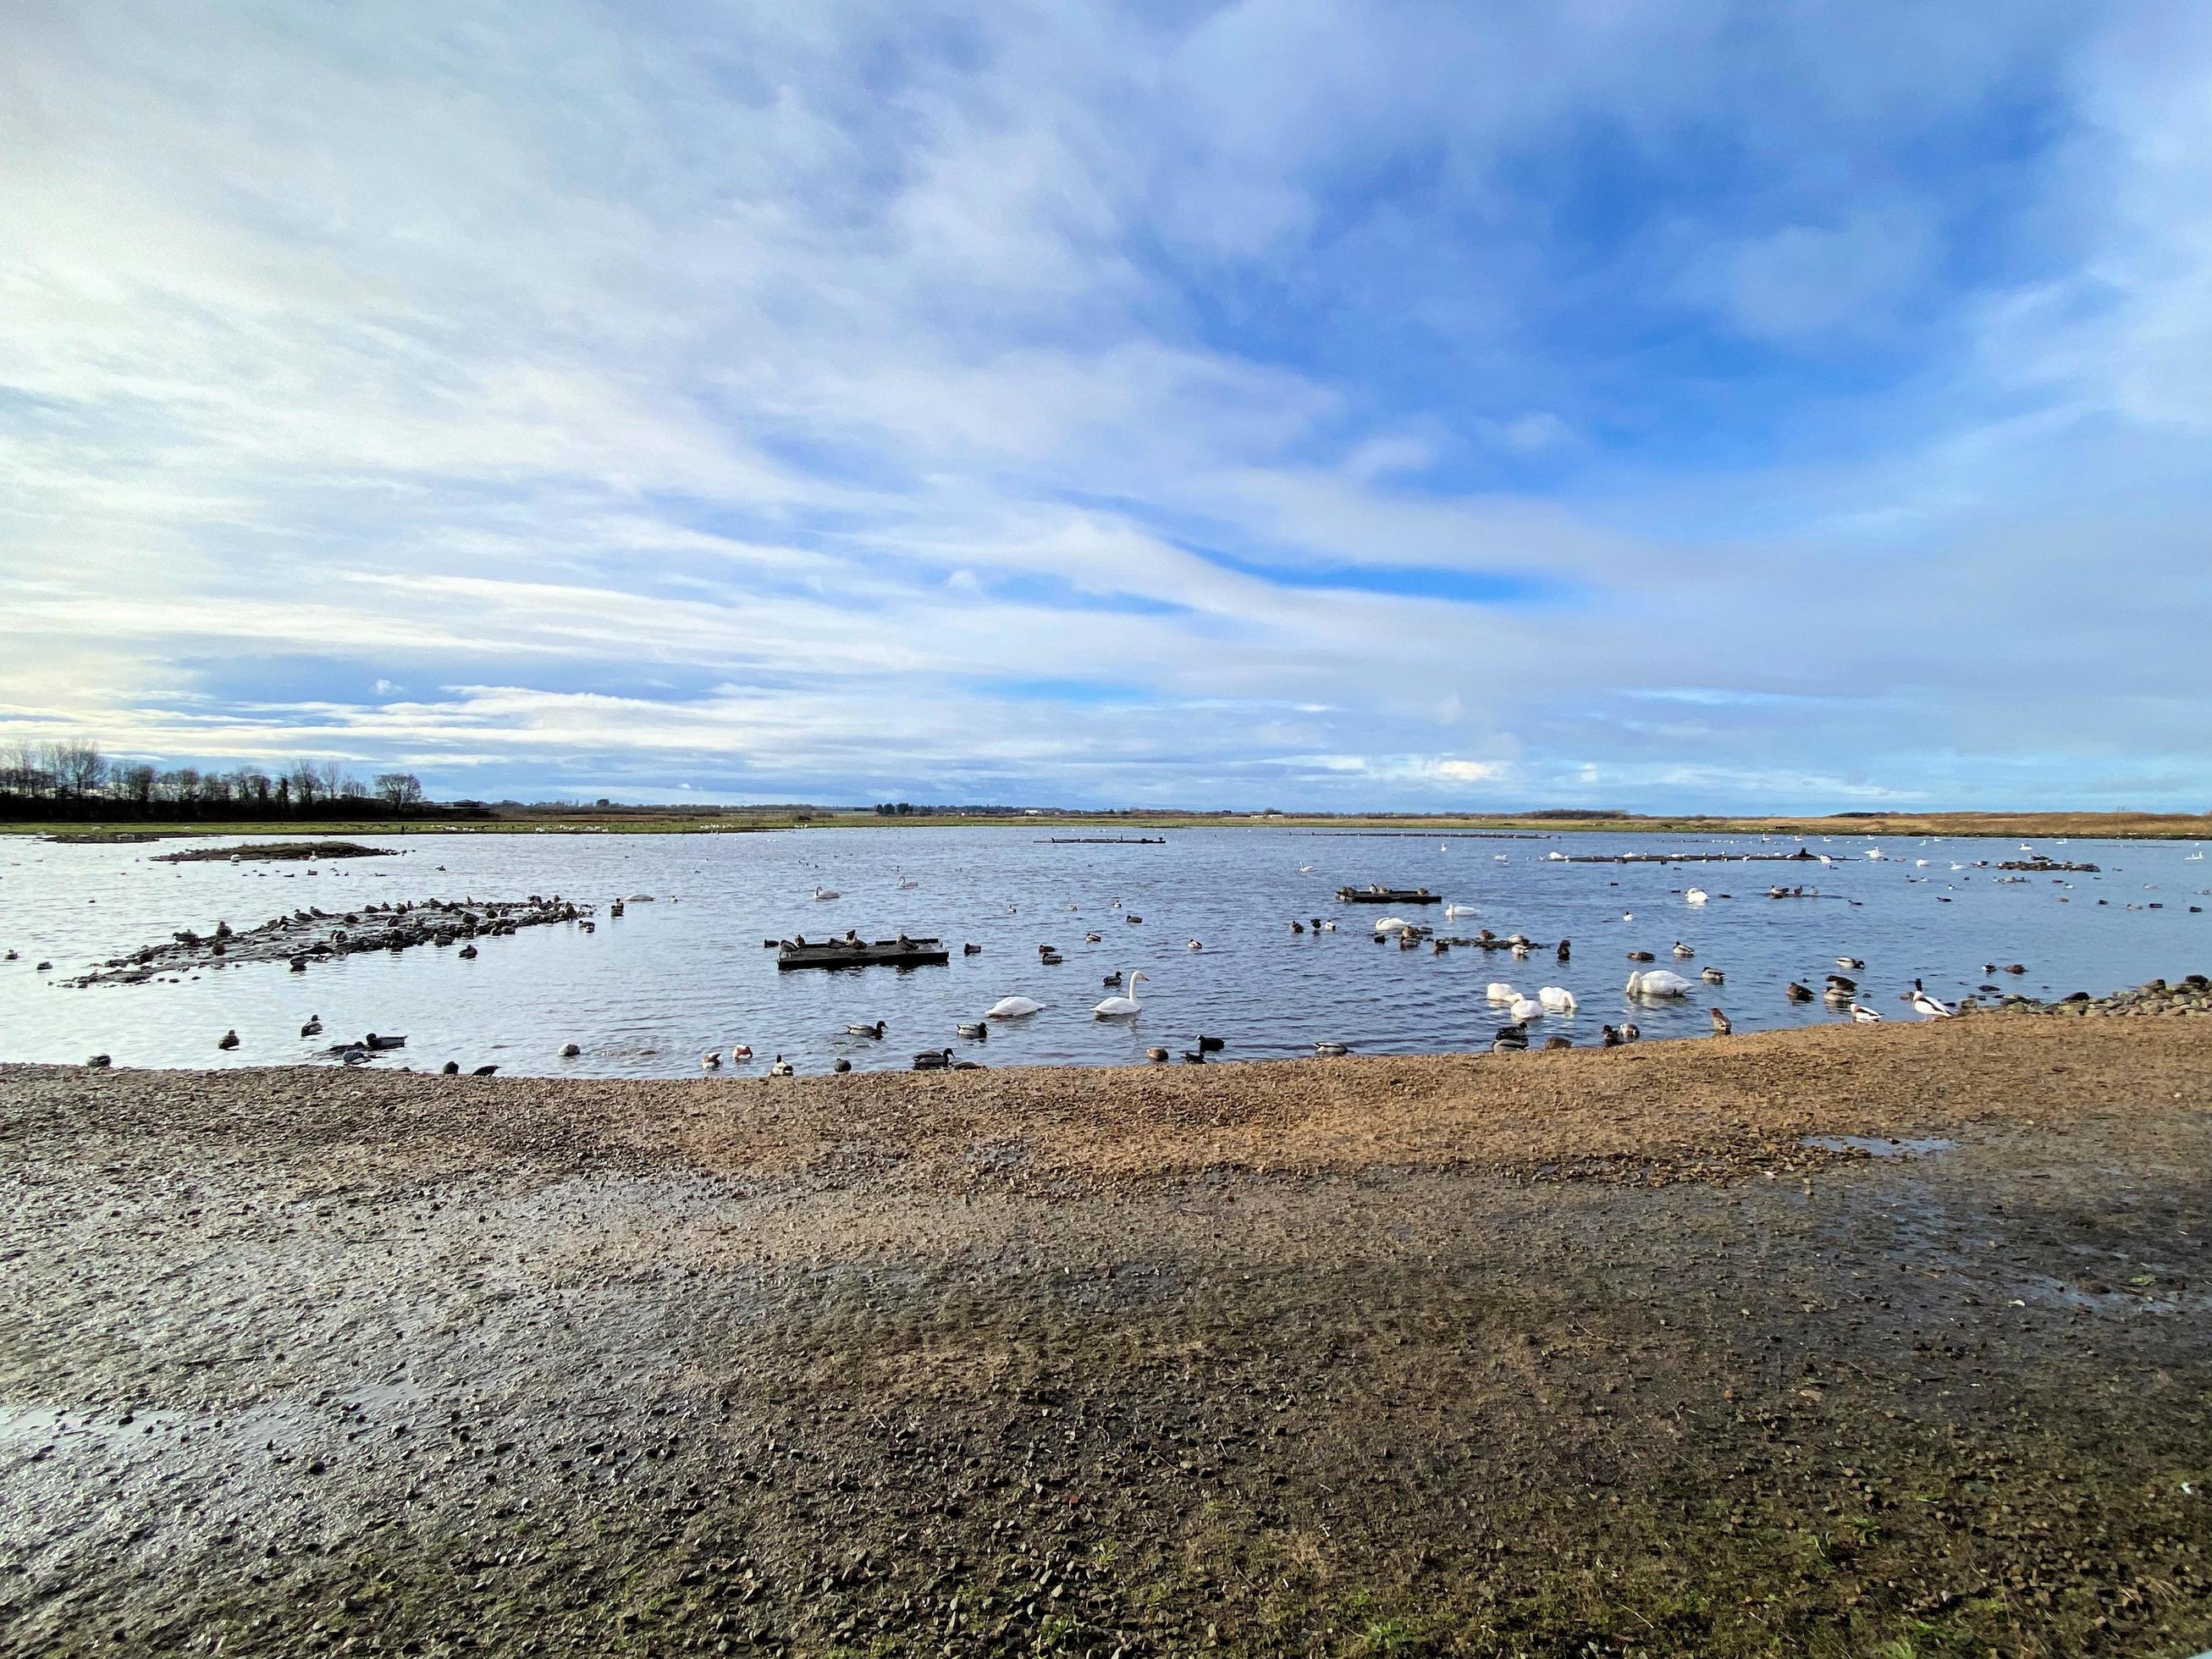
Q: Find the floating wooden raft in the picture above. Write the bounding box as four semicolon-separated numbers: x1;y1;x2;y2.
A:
1041;835;1167;844
1335;885;1442;904
776;936;950;970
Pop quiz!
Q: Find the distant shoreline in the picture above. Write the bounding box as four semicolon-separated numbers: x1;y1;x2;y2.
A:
9;807;2212;841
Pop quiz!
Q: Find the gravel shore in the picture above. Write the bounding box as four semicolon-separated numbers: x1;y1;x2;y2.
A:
3;1020;2209;1656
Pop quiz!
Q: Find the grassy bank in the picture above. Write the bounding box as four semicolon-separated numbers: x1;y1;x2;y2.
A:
13;807;2212;842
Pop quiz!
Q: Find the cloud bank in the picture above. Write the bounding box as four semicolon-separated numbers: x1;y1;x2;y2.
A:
4;1;2209;808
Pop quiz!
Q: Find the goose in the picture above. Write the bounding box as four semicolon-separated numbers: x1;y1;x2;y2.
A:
1509;995;1543;1022
1491;1022;1529;1052
1625;969;1692;998
957;1022;988;1040
701;1052;722;1069
1538;986;1577;1013
730;1044;753;1061
1836;956;1865;970
1093;971;1148;1017
1700;967;1724;984
301;1016;323;1038
811;886;839;901
911;1049;952;1071
845;1021;887;1039
1313;1041;1351;1057
1671;941;1695;958
1785;982;1815;1002
769;1055;795;1075
1909;978;1954;1019
987;995;1045;1019
1846;1002;1883;1024
1685;888;1709;906
1709;1008;1732;1035
833;1057;852;1072
1486;982;1519;1003
218;1029;240;1050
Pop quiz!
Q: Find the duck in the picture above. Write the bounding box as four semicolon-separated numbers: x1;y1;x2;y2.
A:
1491;1022;1529;1053
1619;1022;1641;1042
1625;969;1692;998
1825;973;1857;994
986;995;1044;1019
1627;950;1656;962
701;1052;722;1069
1556;939;1571;961
560;1041;582;1058
1671;941;1694;959
1544;1035;1573;1050
1486;982;1519;1003
473;1064;499;1077
1101;971;1122;987
730;1044;753;1061
963;942;983;956
1146;1046;1169;1063
1289;921;1306;934
301;1016;323;1038
911;1049;952;1071
1180;1049;1207;1064
845;1021;888;1039
218;1029;240;1050
1125;914;1143;925
1785;982;1815;1003
1709;1008;1732;1036
1700;967;1724;984
443;1061;461;1075
1186;939;1203;951
1836;956;1865;970
1846;1003;1883;1023
1908;978;1954;1019
1085;931;1103;944
1599;1025;1623;1047
1039;949;1063;966
957;1022;988;1040
833;1057;852;1072
1093;971;1148;1018
769;1055;795;1076
1537;986;1577;1013
1313;1041;1351;1057
1196;1034;1225;1052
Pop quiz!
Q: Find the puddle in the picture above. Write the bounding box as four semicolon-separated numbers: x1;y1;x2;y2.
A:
1801;1134;1956;1159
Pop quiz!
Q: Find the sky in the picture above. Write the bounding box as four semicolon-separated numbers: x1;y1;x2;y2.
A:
3;2;2210;812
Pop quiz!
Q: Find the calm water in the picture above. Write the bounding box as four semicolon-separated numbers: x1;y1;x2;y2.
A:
2;828;2206;1076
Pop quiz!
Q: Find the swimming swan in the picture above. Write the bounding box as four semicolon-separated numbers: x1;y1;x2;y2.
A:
1486;982;1519;1003
1625;969;1692;998
1538;986;1577;1012
985;995;1044;1019
1509;995;1543;1022
1093;971;1149;1018
1443;902;1479;918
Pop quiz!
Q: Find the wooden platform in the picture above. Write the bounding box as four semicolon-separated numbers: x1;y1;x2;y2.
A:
1335;885;1442;904
776;936;951;970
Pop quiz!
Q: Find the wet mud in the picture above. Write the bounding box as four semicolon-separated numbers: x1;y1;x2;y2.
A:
2;1020;2209;1656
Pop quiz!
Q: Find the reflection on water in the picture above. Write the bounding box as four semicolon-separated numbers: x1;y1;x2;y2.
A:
1;828;2205;1077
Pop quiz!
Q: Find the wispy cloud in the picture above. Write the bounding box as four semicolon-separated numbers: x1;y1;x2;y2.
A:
2;0;2207;808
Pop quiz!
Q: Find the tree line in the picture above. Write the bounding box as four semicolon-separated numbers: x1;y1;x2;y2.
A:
0;740;486;823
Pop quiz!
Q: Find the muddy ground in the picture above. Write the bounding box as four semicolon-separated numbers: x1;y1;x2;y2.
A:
2;1020;2209;1657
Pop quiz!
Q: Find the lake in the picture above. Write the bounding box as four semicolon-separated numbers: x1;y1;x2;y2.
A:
2;827;2205;1075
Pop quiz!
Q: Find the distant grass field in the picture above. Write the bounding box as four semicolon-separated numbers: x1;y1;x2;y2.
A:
11;808;2210;841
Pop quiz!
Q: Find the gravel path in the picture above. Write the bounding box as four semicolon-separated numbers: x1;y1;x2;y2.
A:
3;1020;2209;1656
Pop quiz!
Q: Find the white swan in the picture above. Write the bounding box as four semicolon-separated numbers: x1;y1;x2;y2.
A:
1538;987;1577;1012
1509;995;1543;1022
1093;971;1148;1018
985;995;1044;1019
1685;888;1708;906
1486;982;1518;1003
1373;916;1415;935
811;885;839;901
1443;902;1479;918
1625;969;1692;998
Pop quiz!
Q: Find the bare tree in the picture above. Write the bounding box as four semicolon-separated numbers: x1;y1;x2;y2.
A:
47;740;107;800
373;772;425;809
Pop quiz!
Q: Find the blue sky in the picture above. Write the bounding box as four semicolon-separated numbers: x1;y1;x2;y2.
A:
3;1;2209;810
